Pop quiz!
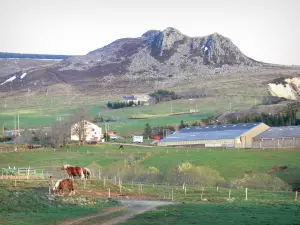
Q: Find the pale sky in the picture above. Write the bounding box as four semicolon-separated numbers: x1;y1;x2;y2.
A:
0;0;299;65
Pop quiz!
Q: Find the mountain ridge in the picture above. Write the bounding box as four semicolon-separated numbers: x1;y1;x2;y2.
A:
0;27;286;94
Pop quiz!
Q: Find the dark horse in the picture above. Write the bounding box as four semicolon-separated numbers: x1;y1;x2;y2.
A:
119;145;124;151
53;179;75;195
61;165;85;180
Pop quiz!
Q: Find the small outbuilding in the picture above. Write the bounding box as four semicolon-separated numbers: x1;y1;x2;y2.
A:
158;123;270;148
253;126;300;148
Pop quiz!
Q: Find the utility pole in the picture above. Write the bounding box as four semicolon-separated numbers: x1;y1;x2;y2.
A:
17;113;20;136
14;114;17;150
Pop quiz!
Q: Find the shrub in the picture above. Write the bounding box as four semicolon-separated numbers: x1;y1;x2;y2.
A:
230;173;291;191
167;162;225;187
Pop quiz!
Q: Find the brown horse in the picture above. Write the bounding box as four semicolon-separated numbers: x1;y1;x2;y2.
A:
53;179;75;195
119;145;124;151
61;165;85;180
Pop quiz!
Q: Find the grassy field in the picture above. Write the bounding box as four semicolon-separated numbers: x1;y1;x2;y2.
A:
120;202;300;225
0;90;258;136
0;182;119;225
0;145;300;186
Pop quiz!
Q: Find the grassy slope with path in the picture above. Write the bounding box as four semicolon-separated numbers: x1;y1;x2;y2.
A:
120;202;300;225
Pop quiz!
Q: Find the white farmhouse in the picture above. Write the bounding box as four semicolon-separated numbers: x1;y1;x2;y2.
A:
71;120;102;142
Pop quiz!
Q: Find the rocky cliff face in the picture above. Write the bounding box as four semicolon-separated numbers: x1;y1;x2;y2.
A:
57;27;262;74
268;77;300;100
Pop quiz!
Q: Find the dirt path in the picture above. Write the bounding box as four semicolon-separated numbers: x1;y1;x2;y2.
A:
58;199;178;225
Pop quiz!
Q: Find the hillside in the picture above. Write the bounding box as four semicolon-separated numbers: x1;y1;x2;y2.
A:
0;27;287;94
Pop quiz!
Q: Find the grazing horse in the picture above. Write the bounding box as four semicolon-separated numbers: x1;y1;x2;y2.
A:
83;167;91;179
119;145;124;151
61;165;85;180
53;179;75;195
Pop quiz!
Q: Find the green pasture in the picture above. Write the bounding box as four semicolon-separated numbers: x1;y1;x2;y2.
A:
0;182;119;225
1;145;300;186
104;112;213;135
120;202;300;225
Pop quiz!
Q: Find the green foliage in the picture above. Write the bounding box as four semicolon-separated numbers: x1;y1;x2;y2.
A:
107;101;135;109
167;162;225;186
0;52;71;60
149;89;180;103
178;120;187;130
151;125;175;137
143;123;152;138
230;173;291;191
122;165;163;183
227;110;300;126
103;132;111;141
0;136;12;142
0;52;72;59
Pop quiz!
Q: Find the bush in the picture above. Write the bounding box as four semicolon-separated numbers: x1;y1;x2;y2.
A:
230;173;291;191
167;163;225;187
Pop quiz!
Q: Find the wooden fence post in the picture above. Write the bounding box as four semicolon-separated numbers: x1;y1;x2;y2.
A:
84;178;86;189
119;185;122;193
48;184;51;195
171;188;174;201
153;183;155;188
217;186;219;191
201;188;204;201
229;189;231;199
14;177;17;188
98;169;101;180
103;177;106;188
18;168;20;180
27;166;30;180
295;191;298;201
141;183;143;193
245;188;248;201
1;169;3;179
108;188;111;198
132;180;133;188
41;169;44;179
184;185;187;197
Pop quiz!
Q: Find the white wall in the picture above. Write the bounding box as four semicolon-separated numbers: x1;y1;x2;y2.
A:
71;120;102;141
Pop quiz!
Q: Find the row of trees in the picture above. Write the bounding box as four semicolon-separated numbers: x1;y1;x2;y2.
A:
149;90;180;103
107;101;135;109
0;52;72;59
143;123;176;138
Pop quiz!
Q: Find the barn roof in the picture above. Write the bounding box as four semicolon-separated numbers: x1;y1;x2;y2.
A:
159;123;263;142
123;95;136;100
255;126;300;139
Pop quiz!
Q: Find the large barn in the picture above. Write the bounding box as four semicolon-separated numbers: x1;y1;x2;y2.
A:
252;126;300;148
158;123;270;148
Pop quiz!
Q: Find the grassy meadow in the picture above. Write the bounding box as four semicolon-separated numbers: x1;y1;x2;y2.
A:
1;145;300;187
120;202;300;225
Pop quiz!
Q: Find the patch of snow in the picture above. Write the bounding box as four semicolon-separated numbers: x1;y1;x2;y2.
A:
0;75;16;85
20;73;27;79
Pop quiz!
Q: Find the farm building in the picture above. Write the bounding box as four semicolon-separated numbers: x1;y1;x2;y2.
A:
71;120;102;142
158;123;270;148
252;126;300;148
120;94;150;105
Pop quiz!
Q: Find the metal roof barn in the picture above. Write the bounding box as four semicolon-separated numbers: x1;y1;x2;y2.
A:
158;123;270;148
255;126;300;139
253;126;300;149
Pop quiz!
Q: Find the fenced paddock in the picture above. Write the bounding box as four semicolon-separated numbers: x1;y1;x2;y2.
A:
0;176;298;204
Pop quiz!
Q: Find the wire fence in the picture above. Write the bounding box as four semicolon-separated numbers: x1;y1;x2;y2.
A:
0;173;298;204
